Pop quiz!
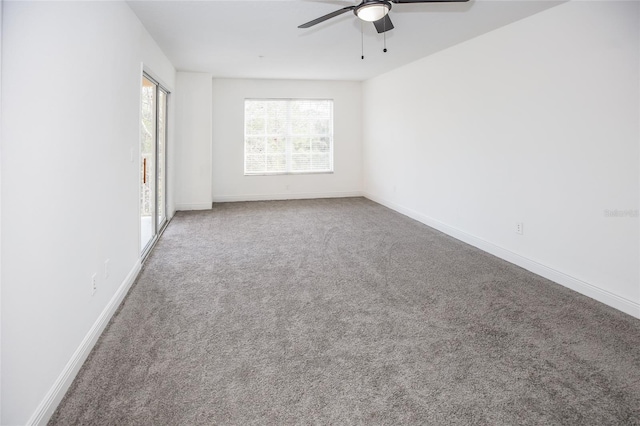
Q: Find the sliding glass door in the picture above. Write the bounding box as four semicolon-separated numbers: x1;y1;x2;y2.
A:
140;73;168;255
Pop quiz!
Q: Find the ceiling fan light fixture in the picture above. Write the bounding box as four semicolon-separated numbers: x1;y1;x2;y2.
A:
355;2;391;22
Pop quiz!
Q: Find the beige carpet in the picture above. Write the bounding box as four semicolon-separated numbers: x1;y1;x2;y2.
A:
50;197;640;425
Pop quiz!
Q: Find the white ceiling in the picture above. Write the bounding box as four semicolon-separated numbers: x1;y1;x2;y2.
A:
127;0;563;81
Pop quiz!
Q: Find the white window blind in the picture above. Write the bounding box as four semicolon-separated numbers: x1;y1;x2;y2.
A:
244;99;334;175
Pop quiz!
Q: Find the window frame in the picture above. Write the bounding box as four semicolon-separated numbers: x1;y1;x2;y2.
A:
243;98;334;176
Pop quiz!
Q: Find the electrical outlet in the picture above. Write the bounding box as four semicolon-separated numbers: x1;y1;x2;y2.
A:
104;259;110;279
91;273;97;295
516;222;524;235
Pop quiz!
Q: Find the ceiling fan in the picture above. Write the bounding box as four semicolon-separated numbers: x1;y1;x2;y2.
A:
298;0;470;34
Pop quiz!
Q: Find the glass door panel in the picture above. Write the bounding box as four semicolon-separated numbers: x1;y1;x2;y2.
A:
157;89;167;230
140;73;169;256
140;76;156;252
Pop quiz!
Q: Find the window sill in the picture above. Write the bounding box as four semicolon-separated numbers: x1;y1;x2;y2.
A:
244;171;334;176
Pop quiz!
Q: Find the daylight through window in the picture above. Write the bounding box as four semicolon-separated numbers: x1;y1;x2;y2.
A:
244;99;334;175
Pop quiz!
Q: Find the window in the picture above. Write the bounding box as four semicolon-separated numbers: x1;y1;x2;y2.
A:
244;99;334;175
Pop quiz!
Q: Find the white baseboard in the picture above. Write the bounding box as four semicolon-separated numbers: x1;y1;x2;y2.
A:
175;202;212;211
212;190;363;203
364;192;640;320
27;261;143;426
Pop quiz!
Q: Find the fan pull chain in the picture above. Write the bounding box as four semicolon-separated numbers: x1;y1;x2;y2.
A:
361;21;364;60
383;18;388;53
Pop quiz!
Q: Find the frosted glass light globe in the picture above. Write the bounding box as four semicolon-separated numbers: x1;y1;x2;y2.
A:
356;4;390;22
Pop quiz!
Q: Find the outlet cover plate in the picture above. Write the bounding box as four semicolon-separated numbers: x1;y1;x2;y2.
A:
91;273;97;295
516;222;524;235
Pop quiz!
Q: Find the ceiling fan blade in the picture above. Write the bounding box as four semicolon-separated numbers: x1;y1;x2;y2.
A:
373;15;394;33
298;6;356;28
390;0;469;3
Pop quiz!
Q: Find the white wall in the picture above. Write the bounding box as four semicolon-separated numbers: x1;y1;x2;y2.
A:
0;0;3;421
1;1;175;424
174;72;213;210
211;79;362;202
363;0;640;318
